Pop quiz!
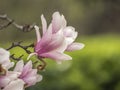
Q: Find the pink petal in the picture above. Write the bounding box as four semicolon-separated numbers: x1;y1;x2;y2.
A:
0;71;20;88
2;60;14;70
40;30;65;52
53;30;68;52
41;51;72;61
34;25;41;42
41;15;47;35
52;12;62;33
0;48;14;70
66;43;85;51
3;79;25;90
61;15;67;28
7;71;21;80
20;61;32;77
63;26;75;37
25;69;37;77
23;77;37;87
22;69;42;87
52;12;67;33
35;24;52;52
36;74;42;82
63;26;78;45
0;48;10;64
0;77;10;87
14;60;24;72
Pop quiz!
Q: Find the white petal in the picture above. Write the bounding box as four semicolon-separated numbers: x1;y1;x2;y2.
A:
41;14;47;35
14;60;24;72
0;48;10;64
66;43;85;51
61;15;67;28
40;24;52;43
21;61;32;77
3;79;25;90
2;61;14;70
0;77;10;87
7;71;21;80
63;26;77;45
52;12;62;33
44;29;66;52
34;25;41;42
41;51;72;61
36;75;42;82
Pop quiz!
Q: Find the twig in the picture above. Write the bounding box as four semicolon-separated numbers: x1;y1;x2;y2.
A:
10;54;24;61
0;14;35;32
7;41;34;54
37;57;46;70
7;41;34;60
7;41;22;50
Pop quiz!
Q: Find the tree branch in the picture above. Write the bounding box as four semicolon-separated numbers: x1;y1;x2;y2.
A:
37;57;46;70
0;14;35;32
10;54;24;61
7;41;34;54
7;41;34;60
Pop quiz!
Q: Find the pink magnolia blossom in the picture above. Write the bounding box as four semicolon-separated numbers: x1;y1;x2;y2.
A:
0;71;24;90
14;60;42;87
0;48;25;90
2;79;25;90
33;12;84;62
0;71;19;88
0;48;14;70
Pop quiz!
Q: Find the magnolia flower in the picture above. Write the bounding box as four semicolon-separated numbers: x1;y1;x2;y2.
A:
0;48;14;70
0;71;24;90
33;12;84;62
52;12;84;51
2;79;25;90
0;48;24;90
14;60;42;87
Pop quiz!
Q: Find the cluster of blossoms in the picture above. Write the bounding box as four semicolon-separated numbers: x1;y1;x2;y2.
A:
0;48;42;90
0;12;84;90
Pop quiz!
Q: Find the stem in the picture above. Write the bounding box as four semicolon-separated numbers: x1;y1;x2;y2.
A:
0;14;35;32
0;64;6;75
37;57;46;70
10;54;24;61
7;41;34;54
7;41;34;60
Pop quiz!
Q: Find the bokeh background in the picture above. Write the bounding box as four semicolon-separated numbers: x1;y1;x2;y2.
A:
0;0;120;90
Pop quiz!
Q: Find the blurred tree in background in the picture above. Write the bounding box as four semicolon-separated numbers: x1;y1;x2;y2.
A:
0;0;120;41
0;0;120;90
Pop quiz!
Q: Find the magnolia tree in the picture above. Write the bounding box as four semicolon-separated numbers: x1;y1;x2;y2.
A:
0;12;84;90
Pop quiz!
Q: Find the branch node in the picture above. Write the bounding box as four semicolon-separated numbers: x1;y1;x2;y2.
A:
0;14;35;32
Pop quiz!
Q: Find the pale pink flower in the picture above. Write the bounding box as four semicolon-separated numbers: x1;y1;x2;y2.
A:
14;60;42;87
0;48;24;90
33;12;84;62
2;79;25;90
0;48;14;70
51;12;84;51
0;71;24;90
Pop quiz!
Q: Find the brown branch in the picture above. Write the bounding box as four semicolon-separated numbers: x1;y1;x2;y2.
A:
37;57;46;70
7;41;34;60
7;41;22;50
7;41;34;54
10;54;24;61
0;14;35;32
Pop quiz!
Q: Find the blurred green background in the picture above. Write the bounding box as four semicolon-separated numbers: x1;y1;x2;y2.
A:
0;0;120;90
